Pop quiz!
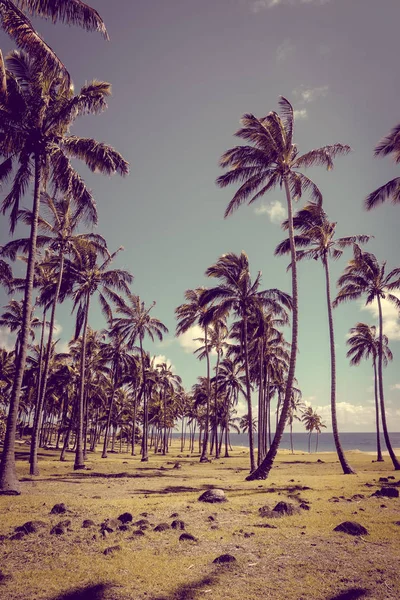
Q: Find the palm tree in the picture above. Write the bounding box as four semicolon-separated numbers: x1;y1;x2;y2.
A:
176;288;213;463
217;97;350;480
112;294;168;462
366;123;400;209
0;259;13;293
301;406;325;453
0;0;107;82
346;322;392;463
287;390;304;454
0;299;40;356
275;202;370;474
65;245;132;470
335;245;400;470
155;362;182;455
201;251;291;473
0;53;129;493
217;357;245;458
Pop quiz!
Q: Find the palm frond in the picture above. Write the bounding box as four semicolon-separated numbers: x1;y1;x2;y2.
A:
62;136;129;177
365;178;400;210
374;123;400;162
278;96;294;150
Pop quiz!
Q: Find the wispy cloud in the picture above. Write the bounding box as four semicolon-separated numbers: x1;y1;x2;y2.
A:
253;0;330;11
293;85;329;103
360;294;400;341
276;38;295;63
293;108;308;120
390;383;400;391
254;200;287;224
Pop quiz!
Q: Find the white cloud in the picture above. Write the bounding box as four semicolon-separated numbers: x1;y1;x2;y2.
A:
390;384;400;391
253;0;330;11
293;85;329;103
276;38;295;63
0;327;14;351
255;199;287;224
360;294;400;341
293;109;308;120
153;354;176;373
177;325;204;354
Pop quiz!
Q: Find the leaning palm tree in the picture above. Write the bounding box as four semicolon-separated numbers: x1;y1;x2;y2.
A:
334;246;400;470
65;245;132;470
112;294;168;462
366;123;400;209
0;1;107;83
0;52;129;493
201;251;292;473
176;288;213;463
217;97;350;480
275;202;370;474
346;322;392;463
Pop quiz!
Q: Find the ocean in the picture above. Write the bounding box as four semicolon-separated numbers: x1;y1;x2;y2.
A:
176;432;400;454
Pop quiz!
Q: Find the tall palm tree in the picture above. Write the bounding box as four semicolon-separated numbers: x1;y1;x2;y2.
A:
346;322;392;463
65;245;132;470
0;299;40;356
275;202;369;474
155;362;182;455
217;357;245;458
301;406;325;453
112;294;168;462
0;259;13;293
287;390;304;454
366;123;400;209
201;251;292;473
0;0;107;82
176;288;213;462
217;97;350;480
334;245;400;470
0;53;129;493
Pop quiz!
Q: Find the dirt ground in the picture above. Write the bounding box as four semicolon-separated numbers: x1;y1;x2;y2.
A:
0;444;399;600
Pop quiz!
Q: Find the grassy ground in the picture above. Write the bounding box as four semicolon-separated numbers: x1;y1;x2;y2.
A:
0;443;399;600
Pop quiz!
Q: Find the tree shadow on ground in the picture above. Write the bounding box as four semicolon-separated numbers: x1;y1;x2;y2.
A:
327;588;370;600
50;583;110;600
151;574;218;600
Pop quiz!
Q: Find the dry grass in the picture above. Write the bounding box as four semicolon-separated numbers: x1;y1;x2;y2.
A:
1;444;400;600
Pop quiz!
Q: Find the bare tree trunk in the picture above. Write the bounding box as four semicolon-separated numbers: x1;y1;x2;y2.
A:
243;315;255;472
140;338;149;462
214;350;221;458
200;327;210;462
29;306;47;473
74;291;90;470
372;359;383;462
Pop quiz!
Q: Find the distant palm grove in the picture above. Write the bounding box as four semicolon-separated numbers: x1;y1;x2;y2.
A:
0;1;399;495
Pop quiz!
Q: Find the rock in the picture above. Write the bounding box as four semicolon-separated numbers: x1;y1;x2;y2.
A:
101;518;121;532
388;476;396;480
118;524;130;531
118;512;133;524
140;512;148;517
207;515;215;522
179;533;197;542
333;521;368;536
254;523;278;529
0;569;12;583
171;520;185;530
15;520;46;535
50;503;67;515
299;503;310;511
154;523;170;532
131;529;145;536
317;459;324;463
259;505;273;517
82;519;96;528
198;489;227;503
135;519;149;527
173;462;182;469
272;502;298;516
351;494;365;500
170;513;179;518
379;477;389;482
103;545;121;556
373;487;399;498
50;525;66;535
210;525;219;530
10;531;25;541
243;532;254;538
328;497;340;503
213;554;236;564
394;521;400;526
57;519;71;528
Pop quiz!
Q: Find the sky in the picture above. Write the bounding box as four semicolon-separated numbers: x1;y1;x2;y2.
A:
0;0;399;432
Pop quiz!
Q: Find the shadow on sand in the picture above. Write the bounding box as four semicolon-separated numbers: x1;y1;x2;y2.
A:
327;588;370;600
50;583;110;600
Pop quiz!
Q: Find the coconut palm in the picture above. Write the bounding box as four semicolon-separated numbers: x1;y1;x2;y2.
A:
301;406;325;453
201;251;292;472
0;299;40;356
366;123;400;209
275;202;370;474
216;357;245;458
64;245;132;469
155;362;182;455
334;246;400;470
0;259;13;292
287;390;305;454
112;294;168;462
0;52;129;493
346;322;393;463
0;1;107;82
176;288;213;462
217;97;350;480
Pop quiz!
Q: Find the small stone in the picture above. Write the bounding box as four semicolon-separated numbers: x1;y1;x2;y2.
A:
50;525;65;535
131;529;145;536
171;520;185;530
173;462;182;469
57;519;71;528
82;519;96;528
351;494;365;500
50;503;67;515
103;545;121;556
135;519;149;527
118;524;130;531
379;477;389;482
317;459;324;463
179;533;197;542
170;513;179;518
394;521;400;526
299;503;310;511
154;523;170;532
210;525;219;530
101;518;121;532
118;512;133;524
373;487;399;498
272;502;298;516
213;554;236;564
198;489;227;503
333;521;368;536
10;532;25;541
15;520;46;534
140;512;148;517
207;515;215;522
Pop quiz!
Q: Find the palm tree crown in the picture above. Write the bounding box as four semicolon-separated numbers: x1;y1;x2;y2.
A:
366;123;400;209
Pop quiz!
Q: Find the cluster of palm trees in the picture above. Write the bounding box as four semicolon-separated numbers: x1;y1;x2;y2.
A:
0;2;399;496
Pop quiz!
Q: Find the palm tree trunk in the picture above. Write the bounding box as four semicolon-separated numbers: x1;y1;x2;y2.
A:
242;315;255;472
131;392;137;456
257;347;264;465
102;363;117;459
247;176;297;480
290;421;294;454
140;337;149;462
30;250;65;475
372;359;383;462
214;350;221;458
74;291;90;470
0;155;42;494
376;295;400;469
323;255;355;474
200;326;210;462
163;390;167;455
29;306;47;474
